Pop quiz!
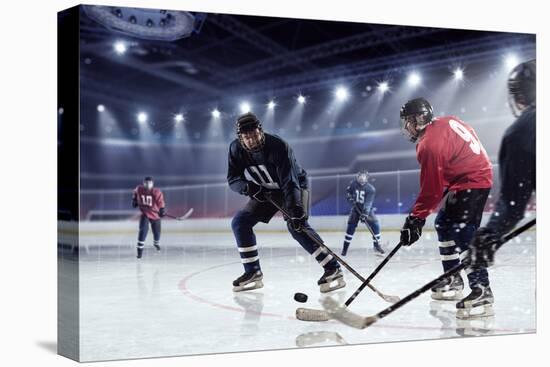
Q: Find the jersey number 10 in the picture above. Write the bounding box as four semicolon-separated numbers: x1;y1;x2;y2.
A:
140;195;153;206
448;119;483;155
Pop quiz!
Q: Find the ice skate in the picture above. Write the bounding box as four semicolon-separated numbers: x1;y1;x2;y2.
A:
318;267;346;293
456;285;494;319
373;241;385;257
232;270;264;292
136;246;144;259
153;241;161;251
431;274;464;301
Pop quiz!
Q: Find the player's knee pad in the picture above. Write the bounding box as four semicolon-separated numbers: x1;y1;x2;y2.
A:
367;218;380;235
435;212;455;242
231;211;256;234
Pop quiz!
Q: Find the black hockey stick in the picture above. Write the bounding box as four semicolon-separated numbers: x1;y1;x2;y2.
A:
139;206;194;221
352;204;389;253
266;196;399;304
324;218;536;329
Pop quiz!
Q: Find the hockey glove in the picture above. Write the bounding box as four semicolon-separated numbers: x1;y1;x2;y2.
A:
159;207;166;217
288;207;306;232
400;215;425;246
465;227;501;268
132;198;138;208
245;182;268;202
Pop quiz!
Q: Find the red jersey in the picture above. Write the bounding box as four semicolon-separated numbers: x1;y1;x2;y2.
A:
411;116;493;219
133;185;165;220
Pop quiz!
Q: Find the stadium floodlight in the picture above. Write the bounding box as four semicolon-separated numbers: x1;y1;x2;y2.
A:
97;104;105;112
408;72;421;87
137;112;148;124
453;68;464;81
114;41;127;54
267;100;276;109
378;81;389;93
240;102;251;114
505;54;519;71
334;86;349;101
297;95;306;104
174;114;184;123
212;109;221;118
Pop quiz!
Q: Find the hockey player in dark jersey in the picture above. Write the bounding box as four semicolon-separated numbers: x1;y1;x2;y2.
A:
467;60;536;268
398;97;494;319
227;112;345;293
132;177;166;259
341;170;385;257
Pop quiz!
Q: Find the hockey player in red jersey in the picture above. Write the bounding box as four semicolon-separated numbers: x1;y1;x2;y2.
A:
398;98;494;319
132;176;166;259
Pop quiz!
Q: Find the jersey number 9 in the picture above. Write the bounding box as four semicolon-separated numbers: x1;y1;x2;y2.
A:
448;119;482;155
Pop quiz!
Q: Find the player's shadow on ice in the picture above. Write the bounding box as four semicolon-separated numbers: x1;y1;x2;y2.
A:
36;340;57;354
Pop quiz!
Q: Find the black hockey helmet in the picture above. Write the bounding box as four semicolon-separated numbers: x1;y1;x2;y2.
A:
357;170;369;185
399;97;434;143
236;112;265;152
508;59;536;117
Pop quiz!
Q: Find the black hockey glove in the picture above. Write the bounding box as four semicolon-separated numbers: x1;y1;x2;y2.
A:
159;207;166;217
464;227;501;268
288;207;306;232
132;198;138;208
400;215;426;246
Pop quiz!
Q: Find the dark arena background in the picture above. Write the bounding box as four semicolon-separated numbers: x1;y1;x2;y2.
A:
58;5;537;362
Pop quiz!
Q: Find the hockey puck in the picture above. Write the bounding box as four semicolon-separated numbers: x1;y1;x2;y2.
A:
294;292;308;303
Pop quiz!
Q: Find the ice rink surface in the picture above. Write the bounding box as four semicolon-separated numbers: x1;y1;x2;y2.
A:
67;227;536;362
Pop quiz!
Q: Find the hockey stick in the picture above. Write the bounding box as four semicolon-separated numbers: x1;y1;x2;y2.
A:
168;207;194;221
324;218;536;329
139;206;194;221
296;241;402;321
265;196;399;305
352;204;389;252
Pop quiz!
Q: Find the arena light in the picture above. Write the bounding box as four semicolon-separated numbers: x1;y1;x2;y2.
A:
378;81;389;93
114;41;127;54
408;72;421;87
212;108;221;118
505;54;519;71
334;86;349;101
97;104;105;112
453;68;464;80
174;114;184;123
297;95;306;104
137;112;148;124
240;102;251;114
267;100;276;110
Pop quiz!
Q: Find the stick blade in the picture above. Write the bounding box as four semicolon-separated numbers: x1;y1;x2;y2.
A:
296;308;329;321
321;296;368;329
177;208;194;220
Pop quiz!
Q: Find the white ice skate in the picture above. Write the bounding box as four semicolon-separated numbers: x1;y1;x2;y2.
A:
318;267;346;293
456;285;495;320
232;270;264;292
431;274;464;301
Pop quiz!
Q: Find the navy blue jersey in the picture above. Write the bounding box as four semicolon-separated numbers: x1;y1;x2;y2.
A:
346;180;376;213
486;106;536;233
227;133;308;211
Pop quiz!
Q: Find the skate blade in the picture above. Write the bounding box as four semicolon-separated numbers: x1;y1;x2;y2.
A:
431;290;463;301
320;278;346;293
456;305;494;320
233;280;264;292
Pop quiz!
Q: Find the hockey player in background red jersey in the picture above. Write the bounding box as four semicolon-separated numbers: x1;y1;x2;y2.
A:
132;176;166;259
398;97;494;319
